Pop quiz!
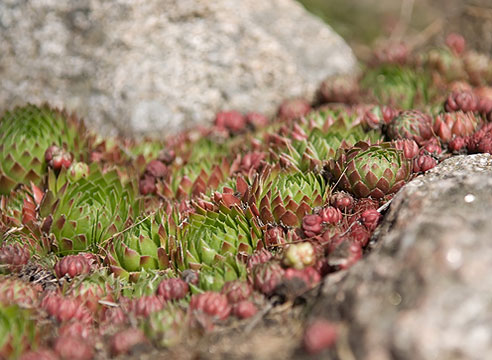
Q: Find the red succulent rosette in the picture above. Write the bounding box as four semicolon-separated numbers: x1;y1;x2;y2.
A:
53;335;94;360
302;214;323;238
330;191;354;212
41;293;92;324
251;262;285;296
189;292;231;321
221;281;253;304
444;91;478;113
413;155;437;173
232;300;258;319
110;328;148;356
0;243;30;270
319;207;342;225
318;74;360;104
434;111;481;143
392;139;419;160
215;110;247;134
157;278;189;301
127;295;164;318
54;254;91;278
386;110;433;145
277;98;311;121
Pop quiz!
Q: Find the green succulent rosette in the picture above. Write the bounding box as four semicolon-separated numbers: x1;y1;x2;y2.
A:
361;65;433;109
282;127;381;172
181;204;262;272
328;141;412;199
105;212;179;281
196;258;247;292
0;104;87;195
142;304;186;348
0;304;39;359
40;164;139;255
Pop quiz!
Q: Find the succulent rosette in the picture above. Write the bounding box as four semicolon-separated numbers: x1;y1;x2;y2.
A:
0;278;41;308
0;304;39;359
318;74;360;104
433;111;481;143
141;305;184;348
328;141;412;199
197;260;247;291
219;165;330;228
182;203;261;271
386;110;434;145
40;164;140;254
361;65;432;109
424;47;466;82
0;104;87;195
106;211;178;281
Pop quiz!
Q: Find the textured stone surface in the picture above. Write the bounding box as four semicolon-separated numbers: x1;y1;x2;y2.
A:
0;0;355;137
308;154;492;360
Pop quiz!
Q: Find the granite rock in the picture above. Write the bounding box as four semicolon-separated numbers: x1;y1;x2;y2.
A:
308;154;492;360
0;0;355;137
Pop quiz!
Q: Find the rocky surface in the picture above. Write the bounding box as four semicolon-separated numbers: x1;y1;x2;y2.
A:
307;153;492;360
0;0;355;137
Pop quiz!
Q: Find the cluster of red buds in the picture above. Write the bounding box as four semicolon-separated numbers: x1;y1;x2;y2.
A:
45;145;73;171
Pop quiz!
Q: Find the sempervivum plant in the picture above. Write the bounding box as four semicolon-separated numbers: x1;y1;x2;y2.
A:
220;164;329;228
54;254;93;278
40;163;139;254
361;65;432;109
66;272;114;314
433;111;481;143
197;260;247;291
105;211;178;281
157;278;189;301
0;182;44;232
318;74;360;104
328;141;412;198
444;91;478;112
220;280;252;304
275;125;381;172
0;304;39;359
142;305;185;348
0;278;41;308
0;243;30;271
386;110;434;145
0;104;86;195
251;261;285;296
181;202;262;273
41;293;92;324
189;292;231;321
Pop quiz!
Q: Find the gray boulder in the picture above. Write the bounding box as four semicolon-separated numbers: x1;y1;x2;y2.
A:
0;0;355;137
309;154;492;360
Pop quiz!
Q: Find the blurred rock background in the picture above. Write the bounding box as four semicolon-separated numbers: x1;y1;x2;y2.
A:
0;0;355;137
